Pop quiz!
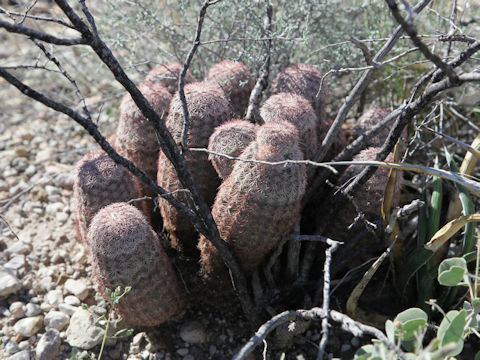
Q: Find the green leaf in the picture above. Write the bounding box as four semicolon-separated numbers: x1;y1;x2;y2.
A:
105;288;111;296
475;350;480;360
385;320;395;343
397;247;434;296
438;258;467;286
394;308;428;341
437;310;466;357
124;286;132;293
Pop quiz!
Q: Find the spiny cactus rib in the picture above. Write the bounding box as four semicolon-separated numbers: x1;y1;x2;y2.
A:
206;60;254;117
271;63;327;121
199;121;307;276
352;108;393;147
260;92;318;159
116;81;172;183
145;62;196;95
158;82;231;253
208;119;257;179
88;203;187;326
72;149;146;244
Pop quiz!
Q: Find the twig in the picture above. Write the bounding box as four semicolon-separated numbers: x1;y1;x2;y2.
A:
0;7;75;28
0;214;21;241
233;308;408;360
317;239;342;360
179;0;218;151
244;0;272;124
384;0;459;84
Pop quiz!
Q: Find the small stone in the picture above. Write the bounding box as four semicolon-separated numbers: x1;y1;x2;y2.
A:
66;308;104;350
45;185;60;197
209;344;216;356
15;147;29;158
177;348;189;356
109;343;123;359
64;295;81;306
5;340;21;354
89;305;106;316
13;315;44;337
9;302;25;320
5;242;30;256
18;341;29;350
7;350;30;360
341;343;351;352
58;303;78;317
45;202;64;215
0;266;22;296
183;355;194;360
40;303;52;313
44;311;69;331
64;279;89;301
24;164;36;177
351;337;360;347
36;329;61;360
45;289;63;307
179;320;207;344
4;255;25;271
56;212;69;223
24;303;41;317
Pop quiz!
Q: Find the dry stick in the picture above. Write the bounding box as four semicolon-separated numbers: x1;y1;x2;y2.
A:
0;18;86;45
0;7;75;28
244;0;272;124
317;239;342;360
232;308;408;360
179;0;217;151
312;0;431;165
385;0;459;84
53;0;257;325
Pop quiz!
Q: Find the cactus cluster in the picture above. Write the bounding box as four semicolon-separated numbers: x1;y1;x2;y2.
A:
72;60;404;327
206;60;254;117
352;108;392;147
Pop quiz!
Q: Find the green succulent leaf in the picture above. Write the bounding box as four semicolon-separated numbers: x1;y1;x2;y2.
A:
394;308;428;342
438;258;467;286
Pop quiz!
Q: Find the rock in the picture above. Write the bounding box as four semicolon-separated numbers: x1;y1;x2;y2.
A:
4;255;25;271
177;348;189;356
44;311;69;331
45;202;64;215
45;289;63;307
64;279;89;301
5;339;21;354
7;350;30;360
0;266;22;296
24;303;41;317
179;320;207;344
5;242;30;256
9;302;25;320
13;315;44;337
36;329;61;360
58;303;77;316
66;308;104;350
56;212;69;223
108;343;123;359
64;295;81;306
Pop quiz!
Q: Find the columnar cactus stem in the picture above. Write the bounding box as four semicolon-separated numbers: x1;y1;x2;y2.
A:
158;82;231;254
199;121;307;276
206;60;254;117
72;149;146;244
260;92;318;159
208;119;257;180
145;62;196;95
88;203;187;326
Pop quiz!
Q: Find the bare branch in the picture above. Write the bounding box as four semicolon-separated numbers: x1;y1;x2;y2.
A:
233;308;408;360
0;7;75;28
0;18;86;45
244;0;272;124
384;0;459;83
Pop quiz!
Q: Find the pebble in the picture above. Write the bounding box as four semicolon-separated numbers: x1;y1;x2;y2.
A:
13;315;44;337
108;343;123;360
44;310;69;331
4;255;25;271
5;339;21;354
24;164;36;177
177;348;189;356
7;350;30;360
9;302;25;320
183;355;194;360
56;212;69;223
64;278;89;300
0;266;22;296
64;295;81;306
351;337;360;347
5;242;30;256
36;329;61;360
45;202;64;215
45;289;63;307
179;320;207;344
89;305;107;316
24;303;41;317
58;303;78;316
66;308;104;350
341;343;351;352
